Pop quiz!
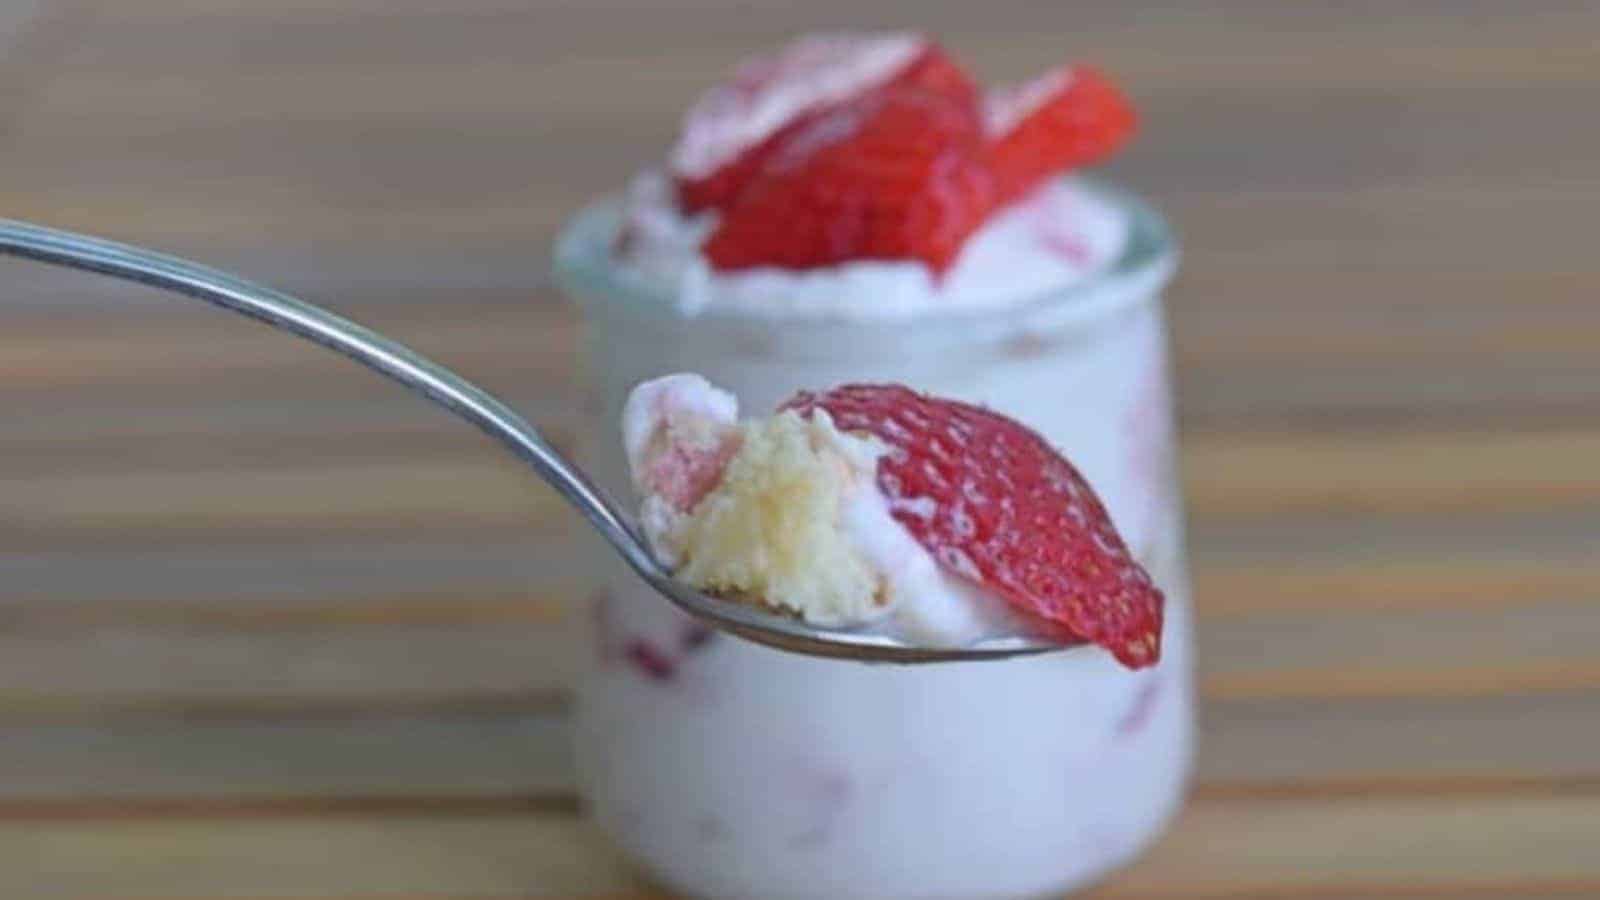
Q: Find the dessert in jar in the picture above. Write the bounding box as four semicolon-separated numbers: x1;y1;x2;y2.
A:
554;32;1189;899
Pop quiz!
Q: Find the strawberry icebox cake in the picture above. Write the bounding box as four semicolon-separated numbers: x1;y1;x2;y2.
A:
624;374;1162;668
562;30;1188;900
612;31;1138;317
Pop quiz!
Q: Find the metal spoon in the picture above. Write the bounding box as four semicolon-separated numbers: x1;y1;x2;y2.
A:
0;219;1061;663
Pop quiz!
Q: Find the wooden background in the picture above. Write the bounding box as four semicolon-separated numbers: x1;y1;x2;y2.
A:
2;1;1598;897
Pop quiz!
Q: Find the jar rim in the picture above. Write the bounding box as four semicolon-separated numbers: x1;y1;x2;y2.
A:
553;175;1178;338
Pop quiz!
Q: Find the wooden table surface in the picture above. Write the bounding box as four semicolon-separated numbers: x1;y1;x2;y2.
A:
2;2;1598;897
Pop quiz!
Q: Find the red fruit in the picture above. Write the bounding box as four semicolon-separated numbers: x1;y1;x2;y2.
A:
896;43;980;108
672;34;978;214
784;384;1163;669
985;65;1137;205
703;87;995;273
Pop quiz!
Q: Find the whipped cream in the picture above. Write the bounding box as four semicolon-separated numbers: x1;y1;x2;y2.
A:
623;374;1022;645
614;174;1129;319
621;373;740;569
839;458;1024;644
621;373;738;482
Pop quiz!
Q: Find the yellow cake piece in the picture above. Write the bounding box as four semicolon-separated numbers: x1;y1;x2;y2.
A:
676;409;889;626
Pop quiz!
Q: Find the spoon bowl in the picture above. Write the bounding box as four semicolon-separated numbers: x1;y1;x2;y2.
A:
0;219;1063;664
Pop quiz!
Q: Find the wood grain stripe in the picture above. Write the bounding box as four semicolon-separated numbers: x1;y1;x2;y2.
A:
5;431;1595;553
1097;878;1600;900
0;691;1595;804
0;788;1593;898
1205;661;1600;703
1184;430;1600;519
0;594;1593;715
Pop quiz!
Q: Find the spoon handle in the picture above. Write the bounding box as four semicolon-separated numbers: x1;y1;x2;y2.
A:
0;218;653;574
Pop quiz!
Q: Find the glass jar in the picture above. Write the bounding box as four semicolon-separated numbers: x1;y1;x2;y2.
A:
554;178;1189;900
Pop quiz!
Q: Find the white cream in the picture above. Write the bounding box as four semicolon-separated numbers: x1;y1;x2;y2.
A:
615;173;1129;319
812;406;1028;645
840;472;1026;645
620;372;739;486
620;373;739;568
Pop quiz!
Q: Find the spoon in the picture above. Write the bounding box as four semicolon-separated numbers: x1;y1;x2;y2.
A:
0;219;1061;663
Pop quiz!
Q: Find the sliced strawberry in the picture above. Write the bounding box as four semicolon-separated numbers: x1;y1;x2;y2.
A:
985;65;1137;205
896;42;979;108
672;34;977;214
702;87;994;273
784;384;1162;668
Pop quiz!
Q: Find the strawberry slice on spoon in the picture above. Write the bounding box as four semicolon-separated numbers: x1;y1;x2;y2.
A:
786;383;1163;668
